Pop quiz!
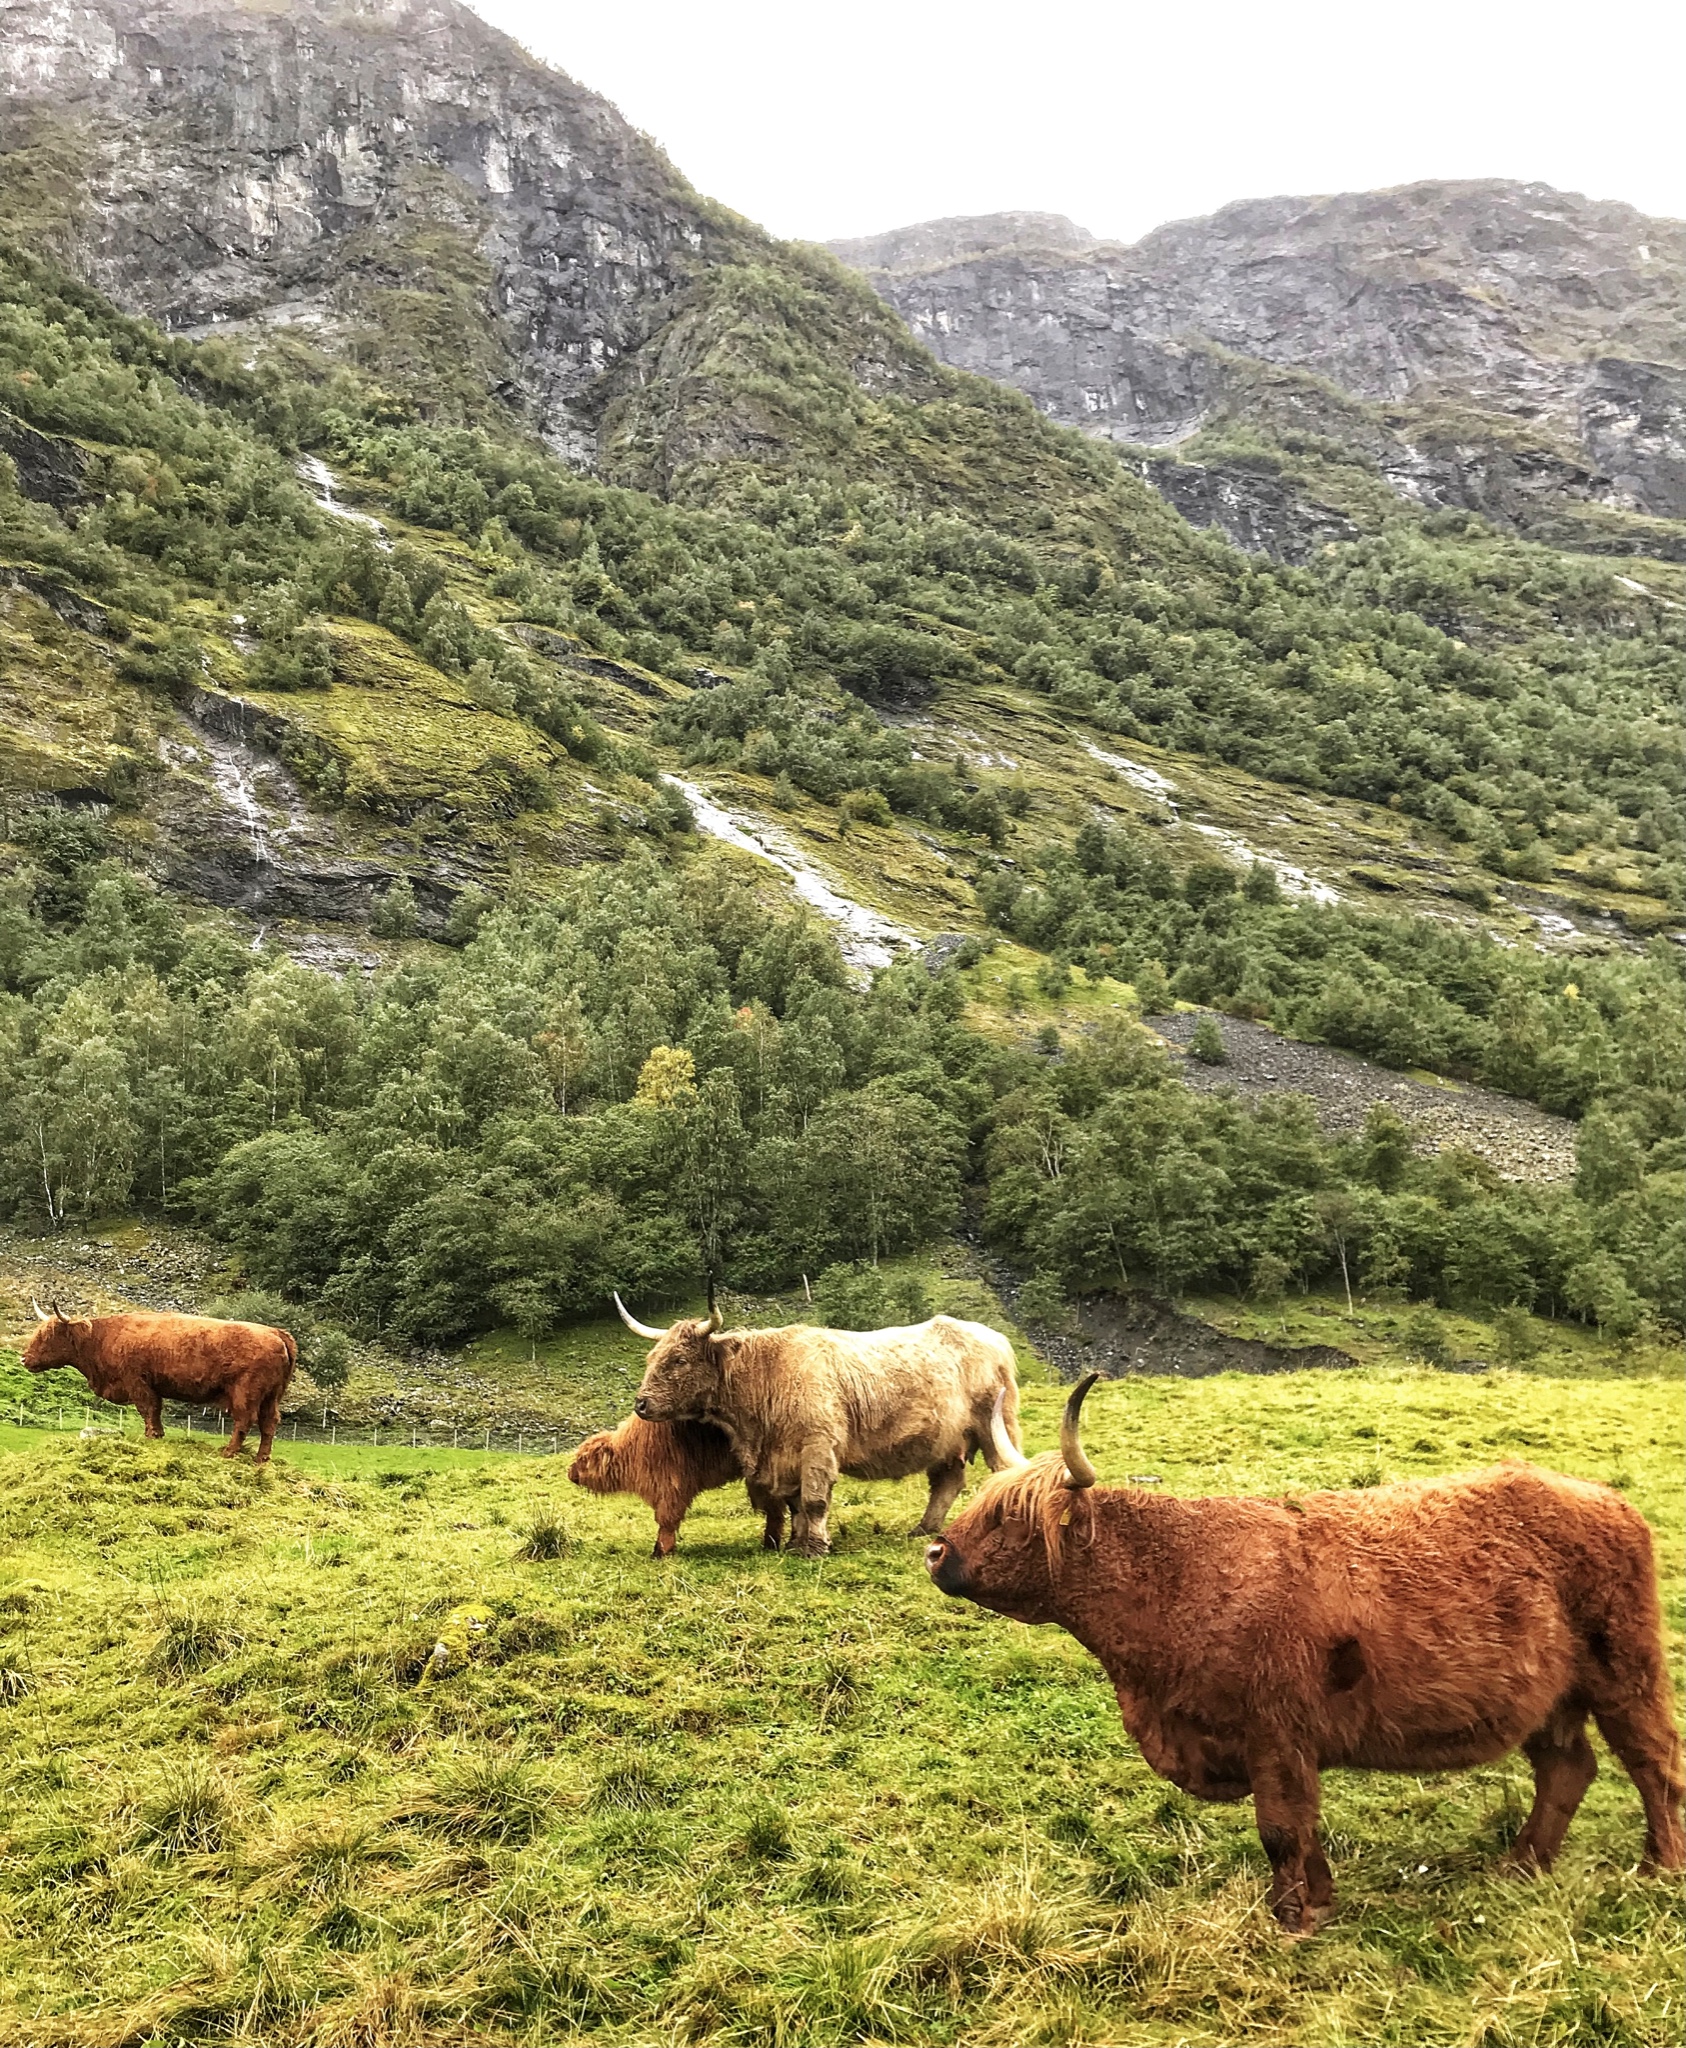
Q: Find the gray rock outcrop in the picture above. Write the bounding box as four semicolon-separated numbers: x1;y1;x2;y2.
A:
833;181;1686;552
0;0;734;460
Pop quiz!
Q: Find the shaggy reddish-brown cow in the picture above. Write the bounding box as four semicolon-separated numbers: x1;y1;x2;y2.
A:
619;1295;1021;1556
926;1375;1685;1932
568;1414;787;1556
23;1300;298;1464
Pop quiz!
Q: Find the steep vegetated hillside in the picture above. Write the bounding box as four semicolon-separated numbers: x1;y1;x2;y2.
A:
833;186;1686;563
0;0;1682;1352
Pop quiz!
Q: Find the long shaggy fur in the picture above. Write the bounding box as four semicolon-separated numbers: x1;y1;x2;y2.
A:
569;1416;749;1556
24;1311;297;1463
929;1457;1685;1931
632;1313;1021;1556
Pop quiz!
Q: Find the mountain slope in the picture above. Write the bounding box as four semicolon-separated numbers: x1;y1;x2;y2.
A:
0;0;1682;1356
832;184;1686;560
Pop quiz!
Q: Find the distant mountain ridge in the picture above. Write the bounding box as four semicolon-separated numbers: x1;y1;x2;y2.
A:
832;181;1686;558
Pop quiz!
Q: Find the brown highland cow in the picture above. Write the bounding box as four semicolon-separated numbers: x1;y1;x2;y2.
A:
568;1414;785;1555
23;1301;297;1463
926;1375;1686;1932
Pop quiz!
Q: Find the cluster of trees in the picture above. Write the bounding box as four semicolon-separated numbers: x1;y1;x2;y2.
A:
652;670;1023;840
988;1021;1678;1341
316;421;1681;897
3;824;1678;1342
977;821;1684;1118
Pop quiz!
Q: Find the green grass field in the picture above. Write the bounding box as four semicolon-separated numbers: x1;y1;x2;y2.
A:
1;1366;1681;2047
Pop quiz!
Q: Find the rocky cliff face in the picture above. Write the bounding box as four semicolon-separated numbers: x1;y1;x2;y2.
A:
834;182;1686;555
0;0;738;460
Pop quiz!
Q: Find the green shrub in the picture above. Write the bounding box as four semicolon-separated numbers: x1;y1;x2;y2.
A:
1189;1017;1228;1065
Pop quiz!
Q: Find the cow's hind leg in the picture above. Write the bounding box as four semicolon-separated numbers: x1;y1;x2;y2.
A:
1504;1708;1598;1873
1593;1696;1686;1872
746;1481;785;1551
136;1389;165;1441
915;1456;967;1535
255;1391;282;1466
1250;1746;1334;1934
222;1387;259;1460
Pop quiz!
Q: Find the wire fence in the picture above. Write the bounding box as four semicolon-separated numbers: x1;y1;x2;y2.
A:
5;1395;573;1458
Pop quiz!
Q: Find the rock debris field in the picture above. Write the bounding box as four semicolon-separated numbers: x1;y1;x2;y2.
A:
1148;1013;1578;1184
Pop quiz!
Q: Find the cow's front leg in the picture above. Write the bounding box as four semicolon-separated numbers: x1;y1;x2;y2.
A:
789;1440;839;1557
136;1390;165;1441
916;1456;967;1535
1249;1743;1334;1935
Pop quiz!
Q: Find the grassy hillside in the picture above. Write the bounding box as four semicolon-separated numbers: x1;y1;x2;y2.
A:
0;1364;1679;2047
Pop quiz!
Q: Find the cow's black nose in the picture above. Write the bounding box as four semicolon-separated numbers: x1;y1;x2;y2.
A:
633;1396;651;1420
926;1541;968;1596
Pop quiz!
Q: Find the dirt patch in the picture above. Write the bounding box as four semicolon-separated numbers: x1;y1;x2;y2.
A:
1048;1291;1357;1381
1148;1013;1577;1183
977;1252;1358;1381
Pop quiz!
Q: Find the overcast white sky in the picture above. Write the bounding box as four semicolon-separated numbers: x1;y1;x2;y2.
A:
470;0;1685;246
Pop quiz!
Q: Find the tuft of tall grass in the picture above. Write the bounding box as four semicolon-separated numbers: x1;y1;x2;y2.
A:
401;1750;549;1845
129;1762;229;1859
144;1606;239;1681
513;1514;570;1561
812;1654;862;1727
588;1759;666;1812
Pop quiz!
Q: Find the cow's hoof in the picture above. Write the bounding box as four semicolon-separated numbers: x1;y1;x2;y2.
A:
788;1538;831;1558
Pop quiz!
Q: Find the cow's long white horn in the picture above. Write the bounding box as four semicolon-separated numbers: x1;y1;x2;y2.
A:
990;1387;1029;1468
31;1298;51;1323
703;1306;723;1336
1060;1373;1101;1490
612;1293;667;1341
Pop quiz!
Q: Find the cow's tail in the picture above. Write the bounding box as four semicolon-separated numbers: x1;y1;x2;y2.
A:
995;1342;1022;1453
275;1327;299;1382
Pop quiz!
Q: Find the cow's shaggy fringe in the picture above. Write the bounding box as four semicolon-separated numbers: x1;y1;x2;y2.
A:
971;1453;1103;1569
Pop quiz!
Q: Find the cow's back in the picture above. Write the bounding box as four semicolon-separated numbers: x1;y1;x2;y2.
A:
805;1317;1012;1476
1095;1464;1656;1775
89;1314;294;1403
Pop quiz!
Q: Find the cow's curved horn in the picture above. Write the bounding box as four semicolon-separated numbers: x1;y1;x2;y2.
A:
31;1298;52;1323
990;1387;1029;1468
703;1306;723;1336
1060;1372;1101;1490
612;1293;667;1341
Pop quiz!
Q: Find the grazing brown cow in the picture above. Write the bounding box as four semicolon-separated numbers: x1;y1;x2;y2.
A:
619;1294;1022;1556
23;1301;297;1464
568;1414;788;1556
926;1375;1685;1932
